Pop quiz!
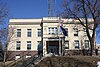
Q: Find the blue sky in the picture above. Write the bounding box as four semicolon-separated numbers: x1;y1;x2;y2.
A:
96;28;100;44
7;0;61;18
7;0;48;18
5;0;100;44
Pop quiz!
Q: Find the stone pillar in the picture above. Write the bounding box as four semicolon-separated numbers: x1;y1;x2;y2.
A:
43;39;47;56
62;37;65;56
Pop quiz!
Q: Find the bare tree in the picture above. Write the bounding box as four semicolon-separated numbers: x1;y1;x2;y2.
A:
0;26;16;67
0;0;9;66
61;0;100;55
0;0;8;25
0;0;8;48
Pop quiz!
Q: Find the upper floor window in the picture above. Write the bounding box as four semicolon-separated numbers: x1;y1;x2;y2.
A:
27;29;32;37
65;40;69;49
84;40;89;49
37;29;42;37
48;27;57;34
74;40;79;49
27;41;31;50
16;41;21;50
17;29;21;37
74;28;78;36
83;28;87;36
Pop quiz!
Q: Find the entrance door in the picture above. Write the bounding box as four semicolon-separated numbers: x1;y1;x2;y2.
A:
46;41;59;55
48;45;58;54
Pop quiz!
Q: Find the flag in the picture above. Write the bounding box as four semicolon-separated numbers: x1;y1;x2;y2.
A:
60;26;67;36
58;17;67;36
58;17;63;33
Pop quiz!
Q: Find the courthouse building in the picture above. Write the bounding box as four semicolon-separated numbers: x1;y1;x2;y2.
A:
7;17;93;60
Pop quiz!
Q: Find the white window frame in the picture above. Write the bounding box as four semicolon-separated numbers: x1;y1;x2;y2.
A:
74;40;79;49
26;54;31;58
37;29;42;37
74;28;78;36
27;29;32;37
17;29;21;37
48;27;57;34
65;40;69;49
16;41;21;50
84;40;89;49
27;41;31;50
15;54;20;60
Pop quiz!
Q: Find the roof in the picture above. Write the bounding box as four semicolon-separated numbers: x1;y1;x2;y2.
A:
9;18;42;25
9;17;93;25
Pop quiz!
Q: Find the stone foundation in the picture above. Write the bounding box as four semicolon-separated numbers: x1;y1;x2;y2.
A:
6;51;38;61
64;49;91;56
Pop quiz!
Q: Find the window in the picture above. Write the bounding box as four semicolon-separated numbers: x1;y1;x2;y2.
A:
27;29;32;37
15;54;20;60
38;29;42;37
17;29;21;37
74;40;79;49
26;54;31;58
65;40;69;49
84;40;89;49
48;27;57;34
83;28;87;36
27;41;31;50
74;28;78;36
16;41;21;50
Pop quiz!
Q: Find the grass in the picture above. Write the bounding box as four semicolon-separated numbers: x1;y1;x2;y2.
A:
35;56;100;67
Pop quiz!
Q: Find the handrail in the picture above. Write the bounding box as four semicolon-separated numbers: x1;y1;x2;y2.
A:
20;53;40;67
13;53;39;67
6;52;28;67
6;53;42;67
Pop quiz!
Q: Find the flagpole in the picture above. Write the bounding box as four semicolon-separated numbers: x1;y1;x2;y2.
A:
59;17;61;56
58;17;67;56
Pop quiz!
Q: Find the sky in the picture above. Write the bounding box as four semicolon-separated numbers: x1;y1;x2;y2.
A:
2;0;100;44
7;0;61;18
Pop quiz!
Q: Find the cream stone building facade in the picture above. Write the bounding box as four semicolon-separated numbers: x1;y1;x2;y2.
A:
8;17;92;60
8;19;42;60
